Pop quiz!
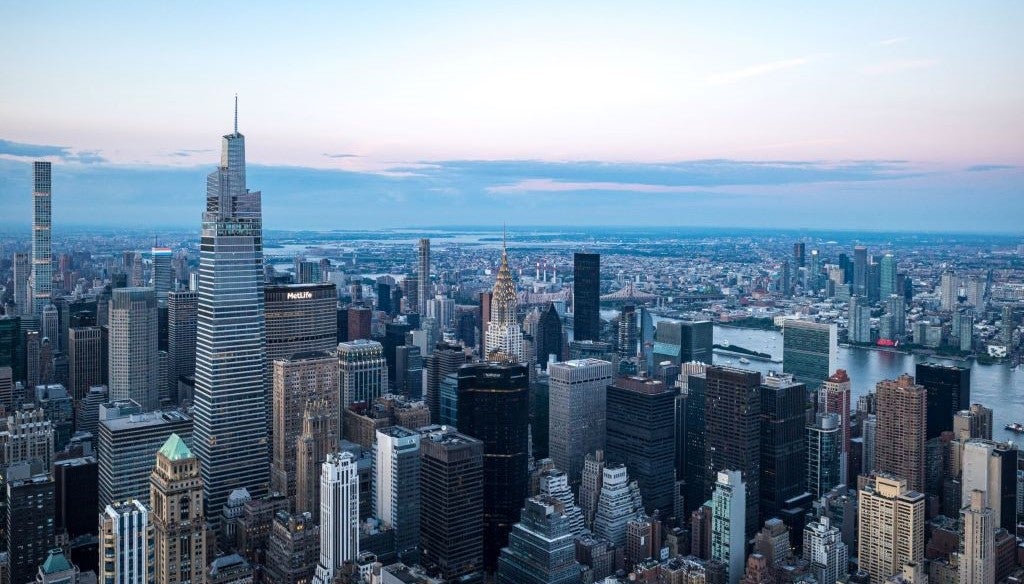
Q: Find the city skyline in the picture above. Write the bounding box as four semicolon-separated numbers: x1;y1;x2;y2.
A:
0;2;1021;232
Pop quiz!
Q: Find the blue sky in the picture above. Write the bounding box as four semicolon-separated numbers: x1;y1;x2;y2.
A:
0;2;1021;231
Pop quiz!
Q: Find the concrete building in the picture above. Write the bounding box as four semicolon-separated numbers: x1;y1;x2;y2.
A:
496;495;583;584
875;375;927;492
108;287;159;410
99;499;154;584
150;434;206;584
547;358;613;489
711;470;747;584
959;489;995;584
312;451;360;584
374;426;421;562
857;474;925;584
338;340;388;407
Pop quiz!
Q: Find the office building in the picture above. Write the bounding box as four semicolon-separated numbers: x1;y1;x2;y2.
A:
263;511;320;584
13;252;30;315
875;375;926;492
271;351;339;499
97;407;193;511
653;320;714;365
166;291;197;403
294;401;337;517
478;291;492;355
99;499;154;584
857;474;925;584
606;375;675;514
617;304;637;358
424;342;467;422
484;244;524;363
34;548;81;584
916;363;970;440
782;319;837;390
375;426;421;562
312;452;360;584
152;247;173;301
496;495;582;584
151;434;206;584
853;246;868;297
394;344;423;400
704;366;761;537
880;253;897;300
346;305;372;341
592;463;643;547
960;489;995;584
536;302;564;368
108;287;159;410
759;371;807;521
954;404;993;440
455;362;529;571
711;470;747;584
548;358;613;489
5;464;56;584
419;426;485;583
193;104;270;520
941;271;960;311
35;383;74;450
960;439;1018;531
67;326;102;400
339;339;388;407
264;283;338;364
807;413;842;498
803;517;849;584
538;468;585;536
0;316;24;384
678;363;708;517
54;456;98;539
30;161;53;315
573;253;601;343
0;407;55;469
819;369;851;485
579;450;605;529
206;554;253;584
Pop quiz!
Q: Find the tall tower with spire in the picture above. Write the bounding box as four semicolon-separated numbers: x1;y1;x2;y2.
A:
193;98;269;524
484;234;524;363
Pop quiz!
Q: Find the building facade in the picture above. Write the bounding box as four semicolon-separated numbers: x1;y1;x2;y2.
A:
548;358;613;489
150;434;206;584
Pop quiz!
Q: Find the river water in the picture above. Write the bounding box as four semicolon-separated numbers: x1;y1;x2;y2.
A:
712;325;1024;443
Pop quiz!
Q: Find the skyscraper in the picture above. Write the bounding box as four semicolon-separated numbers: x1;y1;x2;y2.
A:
653;320;714;365
940;271;960;311
265;284;338;364
803;517;849;584
605;375;676;514
781;319;837;390
108;287;159;410
915;363;970;440
151;247;174;301
853;245;868;297
166;290;197;403
485;243;524;363
857;474;924;584
419;425;485;583
880;253;897;300
573;252;601;342
67;326;102;400
4;464;56;584
100;499;154;584
960;439;1018;531
424;342;468;422
758;371;807;521
150;434;206;584
455;362;530;572
312;451;360;584
271;351;340;500
960;489;995;584
711;470;747;584
548;358;613;489
338;339;388;407
13;252;30;316
496;495;583;584
874;374;927;492
678;364;708;517
818;369;851;485
294;401;337;517
592;463;643;547
30;161;53;315
704;366;761;537
536;302;564;368
374;426;422;562
418;238;430;316
193;100;269;520
807;413;842;498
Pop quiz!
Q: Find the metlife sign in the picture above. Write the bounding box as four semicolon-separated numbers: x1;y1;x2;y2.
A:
286;291;313;300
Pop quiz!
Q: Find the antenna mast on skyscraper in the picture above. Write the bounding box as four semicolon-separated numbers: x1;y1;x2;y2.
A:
234;94;238;134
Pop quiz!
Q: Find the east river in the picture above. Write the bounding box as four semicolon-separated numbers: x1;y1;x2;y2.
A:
712;325;1024;443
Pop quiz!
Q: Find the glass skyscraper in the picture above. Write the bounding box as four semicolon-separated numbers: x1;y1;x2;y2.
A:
193;100;270;522
31;161;53;315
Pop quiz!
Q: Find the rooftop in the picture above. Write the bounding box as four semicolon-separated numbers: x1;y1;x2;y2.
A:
158;433;193;461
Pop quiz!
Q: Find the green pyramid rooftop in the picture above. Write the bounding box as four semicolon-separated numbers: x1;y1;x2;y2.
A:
41;548;73;574
158;433;193;461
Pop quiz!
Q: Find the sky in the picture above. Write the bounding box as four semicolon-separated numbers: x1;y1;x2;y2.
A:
0;1;1021;231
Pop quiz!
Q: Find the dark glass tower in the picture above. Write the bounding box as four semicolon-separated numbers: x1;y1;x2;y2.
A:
916;362;970;439
606;375;676;515
704;365;762;538
678;370;706;517
759;372;807;522
573;253;601;342
193;99;270;523
536;302;564;369
456;362;529;573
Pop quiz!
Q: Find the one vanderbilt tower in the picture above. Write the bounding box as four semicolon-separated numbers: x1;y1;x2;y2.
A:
193;97;269;522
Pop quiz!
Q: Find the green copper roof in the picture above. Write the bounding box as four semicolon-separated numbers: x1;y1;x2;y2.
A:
158;433;193;461
41;548;73;574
